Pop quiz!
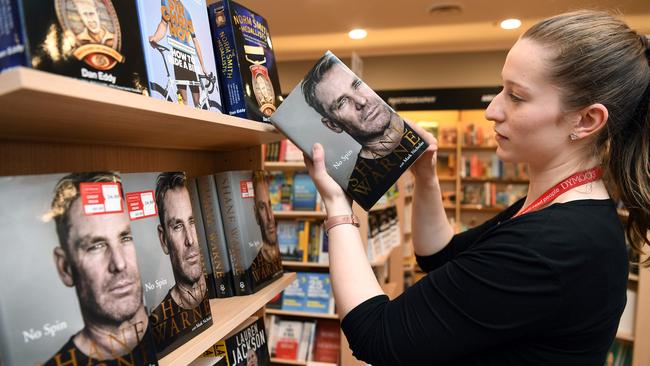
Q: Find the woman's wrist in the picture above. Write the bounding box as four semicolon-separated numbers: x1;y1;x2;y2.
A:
413;174;440;190
324;197;353;217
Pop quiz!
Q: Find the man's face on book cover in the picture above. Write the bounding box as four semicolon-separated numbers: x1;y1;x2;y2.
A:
61;199;143;324
160;187;203;285
254;177;278;245
316;64;392;140
75;0;102;34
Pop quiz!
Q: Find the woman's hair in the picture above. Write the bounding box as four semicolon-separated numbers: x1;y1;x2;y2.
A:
522;10;650;264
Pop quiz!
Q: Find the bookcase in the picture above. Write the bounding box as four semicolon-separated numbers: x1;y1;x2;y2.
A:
262;159;405;366
0;67;296;366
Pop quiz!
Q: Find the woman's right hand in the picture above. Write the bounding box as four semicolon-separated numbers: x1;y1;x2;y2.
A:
408;121;440;184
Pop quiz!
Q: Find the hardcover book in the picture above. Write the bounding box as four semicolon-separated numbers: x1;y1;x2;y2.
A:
1;0;149;94
191;316;271;366
188;177;218;299
136;0;223;112
208;0;282;122
270;51;429;210
194;175;235;298
0;172;157;365
122;172;213;358
214;170;283;295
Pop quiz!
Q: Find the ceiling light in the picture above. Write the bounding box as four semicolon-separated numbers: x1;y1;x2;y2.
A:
348;29;367;40
500;18;522;30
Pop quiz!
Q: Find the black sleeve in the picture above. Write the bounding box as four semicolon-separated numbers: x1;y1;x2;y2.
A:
341;228;563;365
416;199;525;272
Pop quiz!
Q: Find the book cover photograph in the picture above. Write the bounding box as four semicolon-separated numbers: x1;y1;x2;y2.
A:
122;172;213;358
188;177;218;299
0;172;157;366
190;317;270;366
136;0;223;111
194;175;235;298
215;170;283;295
208;0;282;122
4;0;149;94
270;51;429;210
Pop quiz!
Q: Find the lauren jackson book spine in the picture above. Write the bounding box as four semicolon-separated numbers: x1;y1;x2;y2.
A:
270;51;428;211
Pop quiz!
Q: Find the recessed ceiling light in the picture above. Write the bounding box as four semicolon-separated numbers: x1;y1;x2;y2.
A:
500;18;522;30
348;28;367;40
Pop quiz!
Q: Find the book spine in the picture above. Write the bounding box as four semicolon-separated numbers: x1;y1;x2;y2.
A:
0;0;28;72
208;2;246;119
215;171;253;295
196;176;235;298
188;178;217;299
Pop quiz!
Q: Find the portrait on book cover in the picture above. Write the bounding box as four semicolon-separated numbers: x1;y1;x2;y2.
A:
252;171;281;265
55;0;124;70
0;172;156;365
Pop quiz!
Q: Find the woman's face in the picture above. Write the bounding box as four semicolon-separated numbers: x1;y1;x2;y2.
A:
485;39;574;168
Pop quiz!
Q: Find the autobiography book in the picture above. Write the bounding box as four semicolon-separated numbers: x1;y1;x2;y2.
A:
122;172;213;358
270;51;429;210
136;0;223;112
188;177;218;299
208;0;282;122
1;0;149;94
194;175;235;298
0;172;157;365
215;170;283;295
190;316;270;366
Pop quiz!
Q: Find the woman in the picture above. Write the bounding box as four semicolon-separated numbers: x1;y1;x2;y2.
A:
303;10;650;365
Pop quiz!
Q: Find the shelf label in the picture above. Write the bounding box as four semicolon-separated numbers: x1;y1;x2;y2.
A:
240;180;255;199
80;182;123;215
125;190;157;220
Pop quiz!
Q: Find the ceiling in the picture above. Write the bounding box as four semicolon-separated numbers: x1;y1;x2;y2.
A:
232;0;650;61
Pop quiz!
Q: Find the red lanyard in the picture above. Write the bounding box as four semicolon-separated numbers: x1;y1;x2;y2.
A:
513;167;603;218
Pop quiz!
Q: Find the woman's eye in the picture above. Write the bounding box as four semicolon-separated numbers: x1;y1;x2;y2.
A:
509;93;523;103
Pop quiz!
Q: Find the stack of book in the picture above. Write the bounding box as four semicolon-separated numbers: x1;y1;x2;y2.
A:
267;317;340;364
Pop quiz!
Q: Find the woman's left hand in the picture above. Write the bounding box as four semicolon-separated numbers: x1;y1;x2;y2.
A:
303;143;353;216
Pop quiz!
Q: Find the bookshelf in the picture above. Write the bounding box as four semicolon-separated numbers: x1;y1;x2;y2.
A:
0;67;293;365
266;309;339;320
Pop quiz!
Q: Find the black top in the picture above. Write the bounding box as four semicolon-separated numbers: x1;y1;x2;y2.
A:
43;325;157;366
341;198;628;365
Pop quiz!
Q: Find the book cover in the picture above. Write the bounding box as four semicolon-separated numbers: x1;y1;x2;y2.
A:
4;0;149;94
311;320;340;363
0;1;27;71
136;0;223;112
215;170;283;295
272;320;303;360
304;273;334;314
270;51;429;211
208;0;282;122
292;172;317;211
0;172;157;365
195;175;235;298
191;317;270;366
122;172;213;358
277;220;302;262
188;177;218;299
281;273;308;312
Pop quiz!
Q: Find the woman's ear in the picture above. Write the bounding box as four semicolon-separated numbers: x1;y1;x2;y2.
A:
571;103;609;139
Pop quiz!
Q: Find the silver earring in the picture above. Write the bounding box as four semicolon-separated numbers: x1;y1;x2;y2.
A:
569;133;578;141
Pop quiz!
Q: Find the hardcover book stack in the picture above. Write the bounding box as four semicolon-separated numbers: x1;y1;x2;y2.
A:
266;317;340;364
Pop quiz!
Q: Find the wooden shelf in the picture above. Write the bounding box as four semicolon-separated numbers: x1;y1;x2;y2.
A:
438;145;457;151
370;199;397;212
266;308;339;320
264;161;307;171
283;261;330;269
461;177;528;184
0;68;281;151
461;145;498;151
159;273;296;366
616;331;635;342
274;211;327;219
438;176;456;182
370;246;398;267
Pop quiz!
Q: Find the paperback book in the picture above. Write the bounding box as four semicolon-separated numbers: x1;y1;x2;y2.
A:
1;0;149;94
191;317;270;366
270;51;429;210
0;172;157;365
208;0;282;122
136;0;223;111
122;172;213;358
214;170;283;295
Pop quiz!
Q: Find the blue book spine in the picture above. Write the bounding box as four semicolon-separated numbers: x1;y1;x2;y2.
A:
208;1;246;118
0;0;28;72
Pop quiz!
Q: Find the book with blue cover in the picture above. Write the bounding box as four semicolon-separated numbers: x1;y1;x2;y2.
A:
304;273;334;314
277;220;302;262
292;172;317;211
281;273;308;312
1;0;149;94
136;0;223;112
208;0;282;122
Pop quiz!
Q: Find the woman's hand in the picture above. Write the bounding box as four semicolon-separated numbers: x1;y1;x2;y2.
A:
408;121;439;184
304;143;353;216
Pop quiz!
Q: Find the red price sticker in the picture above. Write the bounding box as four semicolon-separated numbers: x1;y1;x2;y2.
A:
240;180;255;199
125;190;157;220
80;182;123;215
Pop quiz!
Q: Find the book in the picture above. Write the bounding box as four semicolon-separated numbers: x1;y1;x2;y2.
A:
281;274;308;312
304;273;334;314
122;172;213;358
292;172;318;211
191;316;271;366
0;172;157;365
271;319;303;360
188;177;218;299
136;0;223;112
1;0;149;94
215;170;283;295
310;320;340;363
208;0;282;122
194;175;235;298
277;220;302;262
270;51;429;210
